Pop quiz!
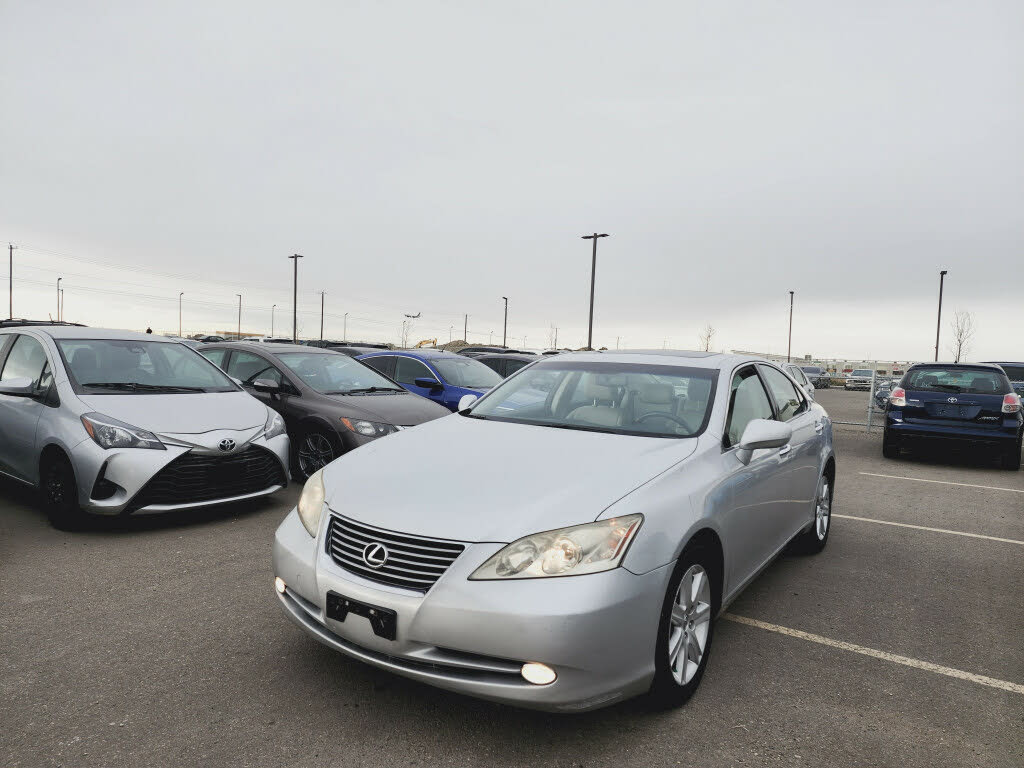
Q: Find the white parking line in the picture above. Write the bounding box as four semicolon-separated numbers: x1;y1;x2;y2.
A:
859;472;1024;494
723;613;1024;696
833;514;1024;546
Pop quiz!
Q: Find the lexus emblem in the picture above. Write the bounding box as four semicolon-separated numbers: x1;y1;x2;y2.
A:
947;397;958;404
362;542;389;569
218;438;236;452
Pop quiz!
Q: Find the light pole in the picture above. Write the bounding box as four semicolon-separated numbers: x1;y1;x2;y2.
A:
343;312;348;342
449;326;453;343
934;270;948;362
60;289;64;321
501;297;508;347
179;292;184;336
288;254;303;343
319;291;326;341
463;314;468;342
57;278;62;321
236;294;242;339
787;291;794;363
581;233;609;349
271;304;276;337
8;243;16;319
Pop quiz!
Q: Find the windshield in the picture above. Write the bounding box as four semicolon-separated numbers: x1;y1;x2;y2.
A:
275;352;402;394
903;367;1010;395
851;369;873;377
58;339;237;393
433;357;503;389
466;360;717;438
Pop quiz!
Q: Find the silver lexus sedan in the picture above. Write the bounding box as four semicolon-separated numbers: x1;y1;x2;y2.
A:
0;325;290;528
273;351;835;711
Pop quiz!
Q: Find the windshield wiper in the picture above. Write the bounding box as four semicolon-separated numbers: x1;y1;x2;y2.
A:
81;382;207;393
328;386;405;394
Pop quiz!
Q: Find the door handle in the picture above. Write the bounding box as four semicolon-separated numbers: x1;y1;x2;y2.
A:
778;444;792;456
814;421;824;433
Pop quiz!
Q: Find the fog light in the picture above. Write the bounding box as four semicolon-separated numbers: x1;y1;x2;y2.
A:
521;662;557;685
274;577;286;594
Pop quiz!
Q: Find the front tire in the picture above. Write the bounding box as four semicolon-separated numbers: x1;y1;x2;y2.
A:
41;454;84;530
793;472;832;554
292;430;338;481
648;545;719;708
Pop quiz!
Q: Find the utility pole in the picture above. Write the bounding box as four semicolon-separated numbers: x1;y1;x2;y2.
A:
787;291;794;363
554;327;558;349
463;314;468;342
57;278;62;321
489;330;493;344
319;291;326;341
616;336;621;350
935;270;948;362
288;254;303;343
271;304;276;337
179;292;184;336
60;289;64;321
343;312;348;342
236;294;242;339
449;326;453;343
501;296;508;347
8;243;16;319
581;233;609;349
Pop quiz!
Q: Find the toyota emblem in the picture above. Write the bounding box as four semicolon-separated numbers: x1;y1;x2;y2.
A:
362;542;389;569
947;397;958;404
218;438;236;452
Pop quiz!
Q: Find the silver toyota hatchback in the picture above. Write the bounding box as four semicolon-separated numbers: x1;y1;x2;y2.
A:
0;325;290;528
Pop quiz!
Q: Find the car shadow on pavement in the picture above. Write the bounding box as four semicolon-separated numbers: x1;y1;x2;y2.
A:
889;442;1018;473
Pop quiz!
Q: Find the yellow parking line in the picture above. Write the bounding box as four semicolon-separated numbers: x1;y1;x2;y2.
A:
833;513;1024;546
723;613;1024;696
859;472;1024;494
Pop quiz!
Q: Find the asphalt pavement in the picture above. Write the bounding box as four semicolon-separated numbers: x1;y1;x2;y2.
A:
2;401;1021;767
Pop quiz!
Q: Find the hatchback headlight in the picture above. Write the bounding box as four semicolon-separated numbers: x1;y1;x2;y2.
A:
81;412;165;450
264;409;286;439
469;515;643;580
297;468;325;537
340;418;397;438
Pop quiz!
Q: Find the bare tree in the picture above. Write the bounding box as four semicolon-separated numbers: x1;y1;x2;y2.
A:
948;311;975;363
698;323;716;352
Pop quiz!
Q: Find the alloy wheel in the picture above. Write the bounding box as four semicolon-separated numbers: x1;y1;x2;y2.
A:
46;467;67;506
298;433;334;476
816;479;831;540
667;564;712;685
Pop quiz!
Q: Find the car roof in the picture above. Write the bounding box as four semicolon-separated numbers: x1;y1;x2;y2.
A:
4;325;173;342
532;349;768;370
982;361;1024;366
360;349;465;360
907;362;1005;371
201;342;340;355
476;353;537;362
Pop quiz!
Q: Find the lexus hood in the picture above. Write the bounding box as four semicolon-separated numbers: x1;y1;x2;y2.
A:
321;414;698;542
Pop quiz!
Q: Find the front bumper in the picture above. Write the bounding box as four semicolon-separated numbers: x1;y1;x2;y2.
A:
273;509;670;712
73;433;290;514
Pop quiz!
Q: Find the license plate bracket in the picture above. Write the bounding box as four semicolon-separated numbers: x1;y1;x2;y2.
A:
325;591;397;640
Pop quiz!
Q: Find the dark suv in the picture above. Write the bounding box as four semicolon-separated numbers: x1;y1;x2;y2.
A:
983;362;1024;398
883;363;1022;470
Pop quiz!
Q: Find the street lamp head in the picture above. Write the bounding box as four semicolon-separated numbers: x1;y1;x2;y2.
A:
940;270;948;276
580;233;610;240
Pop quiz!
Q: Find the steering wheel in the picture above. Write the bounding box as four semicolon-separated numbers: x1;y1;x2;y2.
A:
635;412;689;428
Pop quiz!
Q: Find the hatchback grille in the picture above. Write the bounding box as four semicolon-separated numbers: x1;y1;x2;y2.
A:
129;445;286;510
326;515;465;592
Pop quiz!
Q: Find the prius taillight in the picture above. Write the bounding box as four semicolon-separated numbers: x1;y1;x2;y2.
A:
1003;393;1022;414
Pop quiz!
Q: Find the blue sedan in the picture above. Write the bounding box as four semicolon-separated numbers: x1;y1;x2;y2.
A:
357;350;502;411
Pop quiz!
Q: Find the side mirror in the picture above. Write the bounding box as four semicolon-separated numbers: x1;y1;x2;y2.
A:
0;377;36;397
735;419;792;465
414;377;443;391
457;394;478;412
252;378;280;394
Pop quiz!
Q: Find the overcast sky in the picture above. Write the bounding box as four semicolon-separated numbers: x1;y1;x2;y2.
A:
2;2;1021;361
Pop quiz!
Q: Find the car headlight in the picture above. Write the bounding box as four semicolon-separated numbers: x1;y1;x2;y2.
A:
264;409;286;439
339;418;397;438
469;515;643;580
297;468;325;537
80;412;165;450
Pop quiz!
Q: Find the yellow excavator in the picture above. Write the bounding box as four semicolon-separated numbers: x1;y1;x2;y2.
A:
414;338;437;348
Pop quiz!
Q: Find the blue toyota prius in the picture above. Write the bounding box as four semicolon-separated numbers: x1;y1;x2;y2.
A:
883;363;1023;470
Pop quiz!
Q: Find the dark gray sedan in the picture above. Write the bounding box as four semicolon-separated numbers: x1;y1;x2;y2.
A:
199;343;449;479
